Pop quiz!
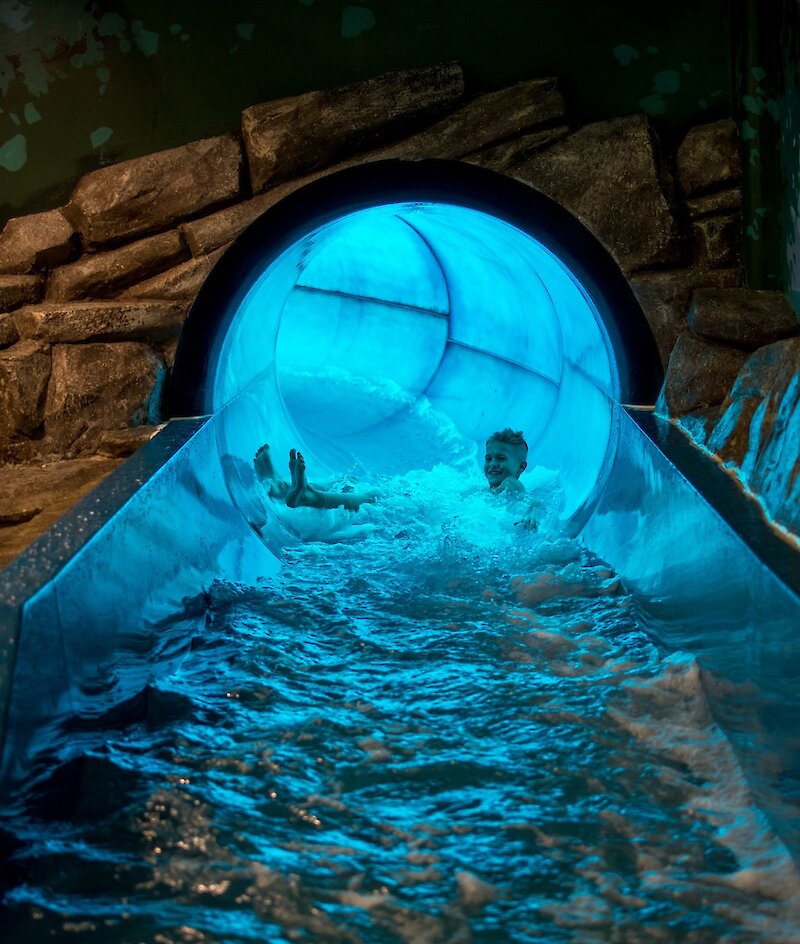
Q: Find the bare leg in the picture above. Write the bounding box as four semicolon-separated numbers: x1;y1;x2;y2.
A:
286;449;379;511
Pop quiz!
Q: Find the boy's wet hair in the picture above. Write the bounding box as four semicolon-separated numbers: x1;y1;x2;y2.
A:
487;428;528;453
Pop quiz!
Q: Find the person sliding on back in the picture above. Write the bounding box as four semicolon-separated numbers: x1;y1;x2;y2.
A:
254;444;379;512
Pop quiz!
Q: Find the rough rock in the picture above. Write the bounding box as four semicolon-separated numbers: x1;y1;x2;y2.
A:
688;288;799;350
160;337;180;369
0;313;19;348
0;275;43;311
0;340;51;439
366;77;565;162
686;187;742;219
629;268;743;368
95;425;161;457
242;62;464;193
47;230;189;301
14;300;189;344
656;332;748;417
707;339;795;466
44;342;165;452
0;209;77;274
181;194;273;256
510;115;681;272
0;457;121;568
67;134;243;249
692;214;741;269
707;338;800;535
676;406;721;446
464;125;570;172
119;246;227;300
677;119;741;197
747;358;800;535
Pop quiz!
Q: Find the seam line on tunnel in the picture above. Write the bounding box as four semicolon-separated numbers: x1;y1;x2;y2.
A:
292;284;450;319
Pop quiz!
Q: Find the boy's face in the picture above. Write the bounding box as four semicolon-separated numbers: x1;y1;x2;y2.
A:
484;439;527;487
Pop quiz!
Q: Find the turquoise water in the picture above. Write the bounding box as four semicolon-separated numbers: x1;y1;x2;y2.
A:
3;462;800;942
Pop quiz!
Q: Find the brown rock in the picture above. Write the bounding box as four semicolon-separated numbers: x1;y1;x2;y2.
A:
0;275;44;312
95;425;161;457
510;115;681;272
68;134;243;249
0;457;121;567
160;336;180;369
119;246;227;300
688;288;799;350
0;340;51;439
686;187;742;219
464;125;570;173
747;348;800;534
0;209;77;274
47;230;189;301
692;214;741;269
14;300;189;344
656;332;748;417
629;268;744;368
45;342;165;452
676;406;721;446
0;313;19;348
181;194;273;256
242;62;464;193
0;506;42;526
677;119;741;197
706;339;794;466
370;78;565;162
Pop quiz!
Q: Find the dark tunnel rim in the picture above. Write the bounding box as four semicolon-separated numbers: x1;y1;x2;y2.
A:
168;159;664;416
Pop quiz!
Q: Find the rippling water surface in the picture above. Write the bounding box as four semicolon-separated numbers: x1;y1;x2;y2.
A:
3;462;800;943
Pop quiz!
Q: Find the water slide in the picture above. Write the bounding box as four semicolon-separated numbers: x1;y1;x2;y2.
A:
1;161;798;856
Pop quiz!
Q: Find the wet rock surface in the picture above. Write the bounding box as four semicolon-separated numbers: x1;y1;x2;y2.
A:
677;119;741;197
708;338;800;535
0;209;77;275
688;288;799;349
707;340;793;466
242;62;464;192
68;134;244;249
0;341;51;439
657;333;748;417
44;342;165;452
511;115;681;272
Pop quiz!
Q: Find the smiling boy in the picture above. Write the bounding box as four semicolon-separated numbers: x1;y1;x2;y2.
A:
483;428;528;493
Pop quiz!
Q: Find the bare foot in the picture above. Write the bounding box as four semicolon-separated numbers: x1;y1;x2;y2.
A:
254;443;289;499
286;449;314;508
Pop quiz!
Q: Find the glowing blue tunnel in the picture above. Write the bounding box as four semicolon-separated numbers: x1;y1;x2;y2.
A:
172;161;661;535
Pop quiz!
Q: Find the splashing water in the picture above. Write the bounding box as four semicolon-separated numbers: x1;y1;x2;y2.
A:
3;442;800;943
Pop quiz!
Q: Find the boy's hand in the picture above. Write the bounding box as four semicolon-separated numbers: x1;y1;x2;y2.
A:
514;514;538;532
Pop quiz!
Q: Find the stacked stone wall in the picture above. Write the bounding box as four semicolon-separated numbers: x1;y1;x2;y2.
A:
0;62;797;536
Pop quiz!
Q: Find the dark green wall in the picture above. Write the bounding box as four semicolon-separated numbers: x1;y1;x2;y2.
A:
1;1;732;230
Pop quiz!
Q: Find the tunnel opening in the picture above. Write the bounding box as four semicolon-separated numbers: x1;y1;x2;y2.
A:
170;160;663;536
